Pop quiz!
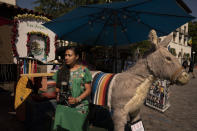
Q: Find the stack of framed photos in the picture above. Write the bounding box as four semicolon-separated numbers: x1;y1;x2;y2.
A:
145;79;171;112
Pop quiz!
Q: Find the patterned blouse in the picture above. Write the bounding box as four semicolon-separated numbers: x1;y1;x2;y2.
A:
53;66;92;112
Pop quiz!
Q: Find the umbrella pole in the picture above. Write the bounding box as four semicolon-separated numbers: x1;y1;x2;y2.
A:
113;13;118;73
113;44;117;73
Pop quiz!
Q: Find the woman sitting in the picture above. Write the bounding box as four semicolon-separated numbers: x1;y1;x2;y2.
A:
52;46;92;131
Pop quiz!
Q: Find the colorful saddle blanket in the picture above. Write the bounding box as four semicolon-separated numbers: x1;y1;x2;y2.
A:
91;72;116;109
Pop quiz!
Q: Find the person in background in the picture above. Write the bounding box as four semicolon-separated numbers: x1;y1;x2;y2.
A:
188;59;195;78
182;59;188;70
52;46;92;131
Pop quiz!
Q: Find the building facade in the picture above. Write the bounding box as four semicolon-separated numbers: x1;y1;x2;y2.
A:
166;23;191;64
0;0;16;5
160;0;192;64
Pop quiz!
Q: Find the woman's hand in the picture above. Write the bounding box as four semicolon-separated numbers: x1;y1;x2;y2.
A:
56;88;60;102
68;97;77;104
56;92;60;102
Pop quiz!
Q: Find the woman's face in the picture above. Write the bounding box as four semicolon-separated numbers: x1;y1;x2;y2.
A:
65;49;79;66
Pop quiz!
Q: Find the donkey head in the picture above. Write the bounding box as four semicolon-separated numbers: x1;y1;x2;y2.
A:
147;30;189;84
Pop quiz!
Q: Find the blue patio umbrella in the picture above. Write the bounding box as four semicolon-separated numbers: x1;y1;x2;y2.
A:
43;0;195;72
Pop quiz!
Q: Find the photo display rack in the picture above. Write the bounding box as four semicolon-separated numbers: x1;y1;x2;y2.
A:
145;79;171;112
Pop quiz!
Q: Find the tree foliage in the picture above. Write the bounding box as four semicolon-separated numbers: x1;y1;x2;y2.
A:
169;48;177;56
130;40;153;58
34;0;72;18
34;0;124;18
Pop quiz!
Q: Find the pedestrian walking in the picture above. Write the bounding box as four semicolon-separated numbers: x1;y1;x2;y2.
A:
182;59;188;70
188;60;195;78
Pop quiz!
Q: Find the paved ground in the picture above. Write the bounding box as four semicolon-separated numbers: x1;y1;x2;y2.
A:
141;70;197;131
0;84;26;131
0;70;197;131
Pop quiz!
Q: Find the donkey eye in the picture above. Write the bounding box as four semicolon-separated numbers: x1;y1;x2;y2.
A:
166;56;171;61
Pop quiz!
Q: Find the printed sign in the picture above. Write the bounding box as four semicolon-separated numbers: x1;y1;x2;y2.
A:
131;121;144;131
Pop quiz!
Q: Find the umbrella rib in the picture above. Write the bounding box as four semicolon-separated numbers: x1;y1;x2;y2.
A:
60;15;105;40
60;23;88;39
82;0;151;10
48;12;99;23
116;15;132;44
127;10;195;19
47;6;108;23
124;11;166;34
128;15;166;35
121;9;171;35
121;0;152;9
93;12;114;45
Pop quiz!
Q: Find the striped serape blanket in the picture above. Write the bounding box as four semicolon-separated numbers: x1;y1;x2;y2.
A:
91;72;116;109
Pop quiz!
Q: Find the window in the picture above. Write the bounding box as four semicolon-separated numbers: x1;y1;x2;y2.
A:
184;37;187;45
184;26;186;34
179;34;182;43
173;32;176;42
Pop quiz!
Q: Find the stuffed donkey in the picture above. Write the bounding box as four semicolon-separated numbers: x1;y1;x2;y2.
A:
91;30;189;131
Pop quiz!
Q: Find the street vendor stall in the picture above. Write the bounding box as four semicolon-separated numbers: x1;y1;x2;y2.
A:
15;72;57;131
12;13;58;106
11;14;60;131
11;14;57;66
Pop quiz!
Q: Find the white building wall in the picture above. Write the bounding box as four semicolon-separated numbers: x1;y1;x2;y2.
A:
0;0;16;5
160;23;191;64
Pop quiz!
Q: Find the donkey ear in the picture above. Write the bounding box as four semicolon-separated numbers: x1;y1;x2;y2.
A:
148;29;159;49
159;34;172;48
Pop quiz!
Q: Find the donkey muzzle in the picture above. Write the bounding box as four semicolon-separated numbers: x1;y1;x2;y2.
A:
171;67;189;85
176;71;189;85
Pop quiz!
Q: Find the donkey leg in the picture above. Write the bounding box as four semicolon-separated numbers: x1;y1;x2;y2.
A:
112;108;128;131
129;109;141;123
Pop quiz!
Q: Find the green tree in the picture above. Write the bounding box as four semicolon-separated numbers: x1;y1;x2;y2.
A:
73;0;125;6
188;21;197;63
34;0;125;18
130;40;153;58
34;0;71;18
169;48;177;56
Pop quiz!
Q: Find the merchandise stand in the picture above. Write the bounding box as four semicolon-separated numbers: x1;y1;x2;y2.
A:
145;79;171;112
15;57;59;121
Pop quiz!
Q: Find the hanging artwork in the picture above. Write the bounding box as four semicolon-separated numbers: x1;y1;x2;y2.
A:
27;31;50;62
11;14;57;64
